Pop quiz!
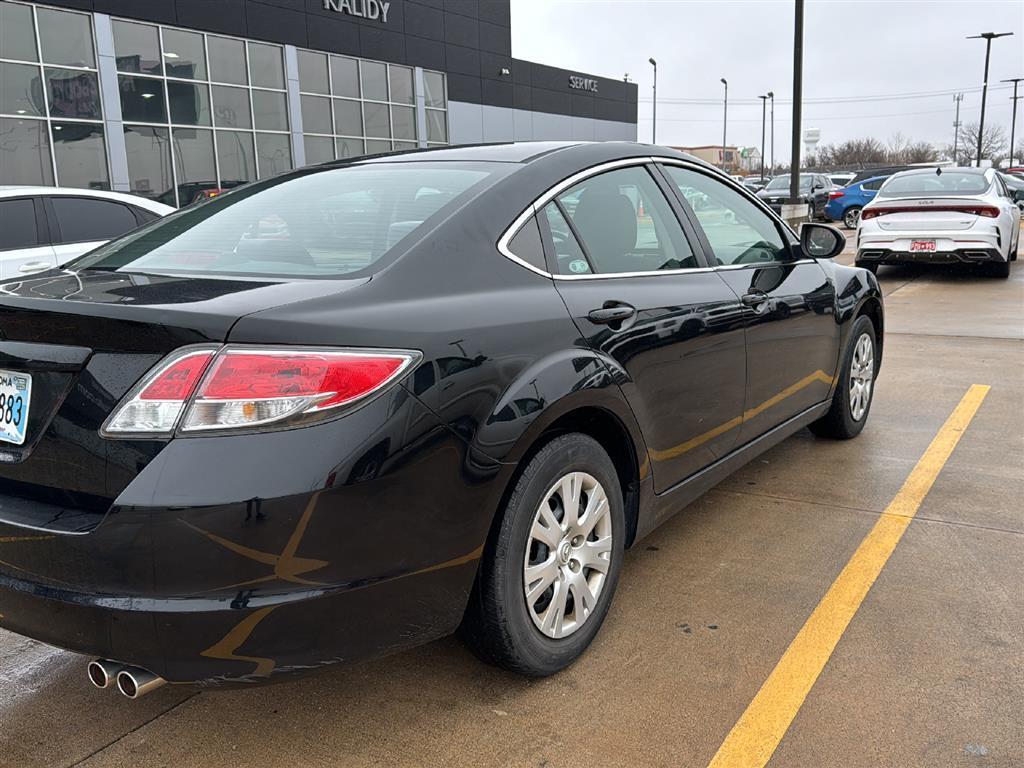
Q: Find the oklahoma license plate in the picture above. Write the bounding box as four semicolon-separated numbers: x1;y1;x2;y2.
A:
0;369;31;446
910;240;936;252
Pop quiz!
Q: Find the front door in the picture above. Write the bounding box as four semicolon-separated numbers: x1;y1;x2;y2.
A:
540;163;747;492
658;163;839;445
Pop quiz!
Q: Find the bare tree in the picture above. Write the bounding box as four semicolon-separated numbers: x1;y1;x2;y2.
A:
903;141;937;164
886;131;909;162
957;122;1008;163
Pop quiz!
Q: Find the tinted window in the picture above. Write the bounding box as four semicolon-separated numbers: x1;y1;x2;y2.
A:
36;7;95;68
0;118;54;186
862;178;885;191
881;171;989;197
507;215;546;272
555;165;695;275
74;164;501;278
0;199;38;250
112;20;162;75
663;165;788;266
50;197;138;243
542;202;590;275
207;36;247;85
52;122;110;190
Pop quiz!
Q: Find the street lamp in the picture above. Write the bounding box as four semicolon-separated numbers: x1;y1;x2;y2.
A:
759;94;769;180
967;32;1014;166
1002;77;1023;165
768;91;775;174
788;0;804;205
649;57;657;144
721;78;728;171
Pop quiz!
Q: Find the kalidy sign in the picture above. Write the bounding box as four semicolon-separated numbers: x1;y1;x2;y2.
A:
323;0;391;23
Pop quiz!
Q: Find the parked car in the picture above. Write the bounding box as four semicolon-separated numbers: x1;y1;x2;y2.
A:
998;172;1024;211
0;142;882;694
0;187;173;280
742;175;771;193
828;172;855;188
825;175;889;229
857;167;1020;278
848;166;916;186
756;173;833;219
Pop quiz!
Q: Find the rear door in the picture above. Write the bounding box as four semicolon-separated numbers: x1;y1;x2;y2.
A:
534;161;747;492
658;162;839;445
0;197;57;279
44;196;142;265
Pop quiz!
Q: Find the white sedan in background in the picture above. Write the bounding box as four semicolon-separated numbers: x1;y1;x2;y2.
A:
856;167;1020;279
0;187;174;280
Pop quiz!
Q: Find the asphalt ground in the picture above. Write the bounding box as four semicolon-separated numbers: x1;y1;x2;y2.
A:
1;226;1022;768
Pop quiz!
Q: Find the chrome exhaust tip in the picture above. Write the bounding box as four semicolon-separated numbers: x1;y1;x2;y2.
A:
116;668;166;699
87;659;125;689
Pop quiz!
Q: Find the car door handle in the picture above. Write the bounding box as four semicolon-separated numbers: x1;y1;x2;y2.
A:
740;291;769;307
18;261;52;274
588;303;636;325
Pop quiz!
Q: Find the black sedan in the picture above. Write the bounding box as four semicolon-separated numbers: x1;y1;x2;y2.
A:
0;142;882;695
757;172;833;219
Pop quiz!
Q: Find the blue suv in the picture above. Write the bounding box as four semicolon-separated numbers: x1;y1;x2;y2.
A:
825;175;888;229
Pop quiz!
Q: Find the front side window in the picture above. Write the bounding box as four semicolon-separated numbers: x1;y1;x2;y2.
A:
0;199;38;250
548;165;695;275
663;165;789;266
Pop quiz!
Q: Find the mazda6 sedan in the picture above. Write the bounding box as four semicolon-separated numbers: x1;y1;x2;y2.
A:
0;142;883;697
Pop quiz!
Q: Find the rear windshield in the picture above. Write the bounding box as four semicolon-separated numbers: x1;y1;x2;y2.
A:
72;162;501;278
880;171;989;197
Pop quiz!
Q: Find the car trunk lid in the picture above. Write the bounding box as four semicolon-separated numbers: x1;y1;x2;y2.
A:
868;197;993;231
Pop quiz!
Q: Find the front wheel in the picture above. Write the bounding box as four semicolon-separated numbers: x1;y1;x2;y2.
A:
843;206;862;230
809;315;877;440
460;433;624;676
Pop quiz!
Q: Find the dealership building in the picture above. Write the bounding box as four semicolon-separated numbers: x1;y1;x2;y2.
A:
0;0;638;206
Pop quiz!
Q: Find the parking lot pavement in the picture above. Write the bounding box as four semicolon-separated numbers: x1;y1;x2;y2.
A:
1;234;1022;768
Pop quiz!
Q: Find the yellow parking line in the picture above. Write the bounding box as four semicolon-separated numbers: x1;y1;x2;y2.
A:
707;384;990;768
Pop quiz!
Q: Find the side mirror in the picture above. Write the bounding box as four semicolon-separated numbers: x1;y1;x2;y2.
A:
800;222;845;259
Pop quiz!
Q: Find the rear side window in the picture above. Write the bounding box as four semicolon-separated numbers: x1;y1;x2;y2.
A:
74;163;500;277
862;178;885;191
505;214;546;272
0;199;38;250
50;197;139;243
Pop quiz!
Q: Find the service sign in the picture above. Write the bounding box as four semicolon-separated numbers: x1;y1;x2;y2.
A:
568;75;599;93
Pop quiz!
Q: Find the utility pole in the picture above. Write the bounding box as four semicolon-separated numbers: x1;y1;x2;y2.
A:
1002;77;1023;165
768;91;775;174
721;78;728;171
789;0;804;205
967;32;1014;166
759;94;768;180
648;58;657;144
953;92;963;165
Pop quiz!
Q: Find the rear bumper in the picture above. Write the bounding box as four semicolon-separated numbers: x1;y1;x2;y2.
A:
856;246;1006;265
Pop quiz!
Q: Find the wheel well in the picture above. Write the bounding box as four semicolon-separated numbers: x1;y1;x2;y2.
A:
855;297;884;369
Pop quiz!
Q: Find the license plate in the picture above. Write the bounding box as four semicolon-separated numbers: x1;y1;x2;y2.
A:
0;369;31;446
910;240;936;252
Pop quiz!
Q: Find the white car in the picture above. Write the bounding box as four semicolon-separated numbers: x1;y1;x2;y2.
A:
0;187;174;280
828;172;855;187
856;167;1020;279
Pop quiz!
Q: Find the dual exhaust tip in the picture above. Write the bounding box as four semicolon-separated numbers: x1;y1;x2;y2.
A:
87;659;166;699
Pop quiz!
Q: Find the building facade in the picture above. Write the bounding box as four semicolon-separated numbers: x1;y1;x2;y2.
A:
0;0;638;207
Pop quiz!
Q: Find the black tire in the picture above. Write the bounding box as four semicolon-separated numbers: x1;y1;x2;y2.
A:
842;206;862;230
460;433;625;677
988;260;1010;279
809;315;877;440
855;260;878;275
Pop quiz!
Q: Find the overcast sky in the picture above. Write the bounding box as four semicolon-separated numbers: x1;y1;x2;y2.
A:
511;1;1024;161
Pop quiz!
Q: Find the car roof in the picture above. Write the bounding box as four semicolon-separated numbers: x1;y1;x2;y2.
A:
335;141;705;167
0;185;175;212
891;166;987;178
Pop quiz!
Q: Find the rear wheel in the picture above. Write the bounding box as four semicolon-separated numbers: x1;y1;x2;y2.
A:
461;433;624;676
809;316;876;440
842;206;862;230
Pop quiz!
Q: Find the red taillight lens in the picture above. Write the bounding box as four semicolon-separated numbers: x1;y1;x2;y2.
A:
861;204;1000;220
828;190;845;200
138;351;215;400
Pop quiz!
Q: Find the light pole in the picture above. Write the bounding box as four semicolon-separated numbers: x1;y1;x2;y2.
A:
1002;77;1023;165
768;91;775;174
953;92;964;165
789;0;804;205
649;57;657;144
967;32;1014;166
759;94;768;180
721;78;728;170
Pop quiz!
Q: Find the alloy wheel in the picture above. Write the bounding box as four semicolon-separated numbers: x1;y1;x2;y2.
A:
844;207;860;229
849;333;874;421
523;472;613;639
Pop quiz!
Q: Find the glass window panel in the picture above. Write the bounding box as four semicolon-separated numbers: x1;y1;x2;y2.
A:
172;127;216;205
0;117;53;185
329;56;359;98
0;62;45;117
52;122;109;190
45;68;101;120
0;199;38;250
252;89;288;131
365;139;391;155
256;132;291;179
303;135;334;165
388;65;413;105
301;95;332;134
36;8;95;68
50;197;136;243
363;102;390;138
212;85;251;128
124;125;174;205
426;109;447;143
118;75;167;123
335;137;364;159
216;129;256;184
424;71;445;109
207;36;247;85
298;50;328;94
248;43;284;90
333;98;362;137
168;80;211;126
391;105;416;141
162;28;206;80
112;20;162;76
0;2;38;63
360;61;387;101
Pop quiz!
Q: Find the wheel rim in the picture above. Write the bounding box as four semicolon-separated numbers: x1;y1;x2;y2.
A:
849;333;874;421
844;208;860;229
523;471;613;639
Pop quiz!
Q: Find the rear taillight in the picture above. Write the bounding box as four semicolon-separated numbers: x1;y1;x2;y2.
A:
861;204;1000;220
102;346;419;437
828;190;845;200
